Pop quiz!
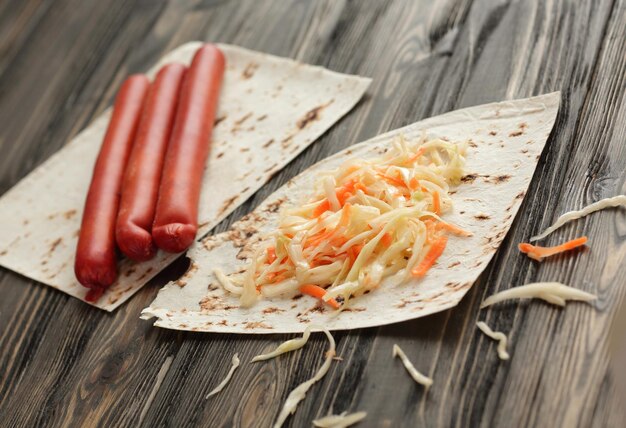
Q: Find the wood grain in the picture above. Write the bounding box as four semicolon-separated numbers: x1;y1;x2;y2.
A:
1;0;625;427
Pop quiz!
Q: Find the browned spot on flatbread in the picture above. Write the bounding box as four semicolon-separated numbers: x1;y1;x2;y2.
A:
0;250;7;256
244;321;272;329
475;214;490;221
509;130;523;137
308;304;326;314
124;267;136;277
234;113;252;126
516;191;526;200
262;139;275;148
64;209;77;220
200;294;232;311
242;62;259;79
292;294;303;301
521;148;529;154
179;324;188;329
447;261;461;268
467;139;478;148
281;134;294;147
264;197;286;214
487;175;510;184
257;114;267;122
264;163;278;173
262;307;284;315
488;131;497;136
240;147;250;153
214;115;227;126
136;267;154;282
461;174;478;183
219;196;238;216
216;152;225;159
48;238;63;255
23;219;29;226
176;280;186;288
219;320;228;326
296;100;334;129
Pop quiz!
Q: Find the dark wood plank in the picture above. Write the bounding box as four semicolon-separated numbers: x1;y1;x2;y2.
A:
0;0;624;427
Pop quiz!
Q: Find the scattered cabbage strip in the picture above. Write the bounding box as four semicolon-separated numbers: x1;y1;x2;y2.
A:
518;236;587;261
476;321;510;360
530;195;626;242
205;353;240;398
251;326;313;362
480;282;596;308
313;411;367;428
223;135;468;308
392;344;433;388
273;327;336;428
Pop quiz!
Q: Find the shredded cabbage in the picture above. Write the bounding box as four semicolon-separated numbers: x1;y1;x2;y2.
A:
476;321;510;360
480;282;596;308
313;411;367;428
251;326;314;362
223;135;468;308
530;195;626;241
273;327;336;428
392;344;433;388
205;353;240;398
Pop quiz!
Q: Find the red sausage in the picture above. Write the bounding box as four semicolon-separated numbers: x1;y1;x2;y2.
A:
75;75;150;299
116;64;187;261
152;44;225;253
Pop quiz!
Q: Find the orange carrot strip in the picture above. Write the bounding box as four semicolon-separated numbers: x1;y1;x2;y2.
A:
518;236;588;261
411;235;448;277
404;147;426;165
432;191;440;215
313;199;330;217
381;232;393;248
347;244;364;266
354;182;368;193
299;284;340;309
266;246;277;264
377;172;406;188
437;221;472;236
409;177;420;190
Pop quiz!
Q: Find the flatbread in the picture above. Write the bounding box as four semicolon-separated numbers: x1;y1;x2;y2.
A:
0;42;371;311
141;92;561;333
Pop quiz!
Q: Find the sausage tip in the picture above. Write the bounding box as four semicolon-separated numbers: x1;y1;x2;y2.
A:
116;223;157;261
74;256;117;290
152;222;197;253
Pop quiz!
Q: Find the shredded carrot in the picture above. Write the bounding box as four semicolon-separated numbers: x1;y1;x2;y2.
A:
409;177;420;190
377;172;406;188
432;191;440;215
381;232;393;248
299;284;340;309
313;199;330;217
347;244;364;265
305;229;335;249
266;246;277;264
404;147;425;165
265;269;288;283
354;182;368;193
431;219;472;236
412;235;448;277
518;236;588;261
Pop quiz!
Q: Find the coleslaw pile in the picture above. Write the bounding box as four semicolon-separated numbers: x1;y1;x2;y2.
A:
217;134;469;308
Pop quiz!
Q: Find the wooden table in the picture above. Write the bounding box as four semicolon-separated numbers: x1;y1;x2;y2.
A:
1;0;625;426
